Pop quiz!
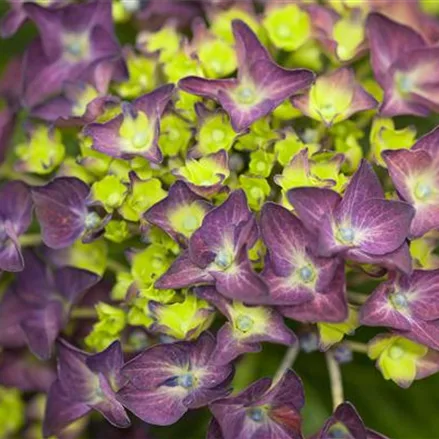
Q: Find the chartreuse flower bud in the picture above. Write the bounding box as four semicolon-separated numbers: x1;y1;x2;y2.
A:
196;113;236;155
175;91;201;122
130;157;153;180
111;271;135;301
0;387;24;438
116;52;157;99
210;8;260;44
249;150;275;178
410;237;439;269
274;130;319;167
15;125;65;174
420;0;439;14
68;239;108;276
149;293;215;340
332;17;365;61
137;25;180;62
239;175;271;211
272;99;303;122
311;152;348;192
119;177;167;222
330;121;364;173
147;227;181;255
118;109;155;155
317;306;359;350
235;118;279;151
85;302;127;351
91;175;128;212
368;335;429;388
198;38;237;78
105;220;132;243
131;244;173;288
263;4;311;51
127;296;154;328
159;114;193;157
57;157;95;184
285;40;324;72
79;136;112;178
108;158;132;183
370;118;416;166
164;51;203;83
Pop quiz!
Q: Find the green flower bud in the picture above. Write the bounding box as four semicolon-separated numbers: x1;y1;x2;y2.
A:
239;175;271;211
79;136;112;178
15;126;65;174
198;38;237;78
57;157;95;184
235;118;279;151
285;40;324;72
197;113;236;155
332;17;365;61
164;52;203;83
175;91;201;122
137;26;180;62
249;150;275;178
159;114;193;157
131;244;172;287
0;387;24;438
105;220;132;243
68;240;108;276
272;100;303;122
111;271;134;301
274;131;319;166
92;175;128;212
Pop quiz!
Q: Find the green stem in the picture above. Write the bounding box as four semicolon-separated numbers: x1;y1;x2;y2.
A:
346;341;369;354
325;351;344;410
19;234;42;247
272;344;300;386
347;291;369;305
106;258;129;273
71;307;97;319
0;166;45;186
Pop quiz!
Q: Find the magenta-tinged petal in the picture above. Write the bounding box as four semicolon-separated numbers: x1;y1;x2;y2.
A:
0;238;24;272
366;13;425;89
32;177;89;249
178;77;236;102
407;270;439;321
43;380;91;438
133;84;175;119
86;341;124;382
287;187;341;236
155;250;214;290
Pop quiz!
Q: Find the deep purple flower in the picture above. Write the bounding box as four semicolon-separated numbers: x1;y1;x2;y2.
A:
0;250;99;359
209;370;304;439
0;349;56;392
83;85;174;163
44;339;130;437
196;286;295;365
144;180;213;246
155;190;269;304
179;20;314;132
260;202;343;307
117;332;233;426
32;177;108;249
382;126;439;238
288;160;415;274
360;270;439;350
314;402;389;439
0;180;33;272
367;13;439;117
21;1;127;108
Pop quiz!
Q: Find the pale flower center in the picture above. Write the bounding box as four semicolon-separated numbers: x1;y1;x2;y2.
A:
182;215;198;232
389;345;404;360
414;182;432;200
338;227;355;243
298;266;314;283
390;292;408;310
247;407;264;422
178;373;195;389
236;315;254;333
85;212;100;229
212;129;225;142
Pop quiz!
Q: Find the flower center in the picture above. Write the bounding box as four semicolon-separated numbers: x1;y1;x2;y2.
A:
122;0;141;12
276;24;292;39
236;86;257;105
389;345;404;360
168;129;180;141
390;292;408;310
212;129;225;142
132;132;149;149
414;182;433;201
63;33;90;62
182;215;199;233
396;73;413;95
214;251;233;269
338;226;355;243
84;212;101;230
328;422;350;438
247;407;265;422
298;266;314;283
250;187;263;199
236;315;254;333
178;373;195;389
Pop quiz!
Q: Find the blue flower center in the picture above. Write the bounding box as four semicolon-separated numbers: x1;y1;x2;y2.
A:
298;266;314;283
414;182;432;200
236;315;254;333
214;251;233;269
236;87;256;105
390;292;408;310
247;407;264;422
397;73;413;95
85;212;101;229
338;227;355;243
328;423;350;438
178;373;195;389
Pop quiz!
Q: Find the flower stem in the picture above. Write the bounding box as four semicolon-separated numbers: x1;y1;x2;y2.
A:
272;344;299;385
71;307;97;319
325;350;344;410
0;166;45;186
346;341;369;354
347;291;369;305
19;234;42;247
106;258;129;273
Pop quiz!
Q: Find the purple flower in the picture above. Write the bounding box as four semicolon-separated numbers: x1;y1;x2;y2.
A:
360;270;439;350
179;20;314;132
288;160;415;274
260;202;342;306
32;177;108;249
21;1;127;108
382;126;439;238
83;85;175;163
367;13;439;117
144;181;213;246
44;340;130;437
209;370;304;439
155;190;269;304
0;250;99;359
196;286;296;365
0;181;33;272
314;402;389;439
117;332;233;426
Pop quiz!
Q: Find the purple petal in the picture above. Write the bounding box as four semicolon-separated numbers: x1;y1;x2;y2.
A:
133;84;175;119
32;177;89;249
86;341;125;381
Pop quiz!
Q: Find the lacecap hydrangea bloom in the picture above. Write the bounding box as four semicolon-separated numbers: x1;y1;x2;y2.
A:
2;1;439;438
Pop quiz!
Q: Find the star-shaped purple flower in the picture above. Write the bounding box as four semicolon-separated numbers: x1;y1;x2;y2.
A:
179;20;314;132
209;370;304;439
44;339;130;437
361;270;439;350
155;190;268;304
288;160;415;274
117;332;233;426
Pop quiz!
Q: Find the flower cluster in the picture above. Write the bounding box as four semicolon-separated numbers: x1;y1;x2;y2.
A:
1;0;439;438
